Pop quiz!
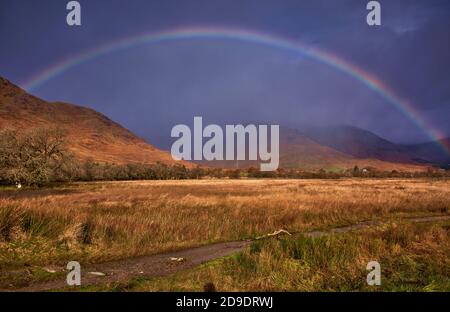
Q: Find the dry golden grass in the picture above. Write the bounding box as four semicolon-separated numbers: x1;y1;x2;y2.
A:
0;178;449;276
125;221;450;292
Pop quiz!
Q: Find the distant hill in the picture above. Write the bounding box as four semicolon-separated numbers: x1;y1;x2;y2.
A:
280;127;424;171
405;138;450;166
1;76;445;171
300;125;412;163
197;126;428;172
300;125;450;167
0;76;179;165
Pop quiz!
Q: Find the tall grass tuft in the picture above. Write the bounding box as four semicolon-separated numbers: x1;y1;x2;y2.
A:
77;220;95;244
20;211;67;239
0;206;20;241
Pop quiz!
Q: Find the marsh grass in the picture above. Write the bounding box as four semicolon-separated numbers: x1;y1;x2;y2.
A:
0;178;449;289
125;221;450;292
0;206;19;241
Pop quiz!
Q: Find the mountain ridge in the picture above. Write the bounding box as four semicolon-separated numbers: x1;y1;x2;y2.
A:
297;124;450;166
196;126;429;171
0;76;181;165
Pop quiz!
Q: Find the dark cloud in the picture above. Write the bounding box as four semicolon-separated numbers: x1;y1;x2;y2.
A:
0;0;449;146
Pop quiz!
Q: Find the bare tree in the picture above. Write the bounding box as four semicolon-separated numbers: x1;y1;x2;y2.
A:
0;127;74;186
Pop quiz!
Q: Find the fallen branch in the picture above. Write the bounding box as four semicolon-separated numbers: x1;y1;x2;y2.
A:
255;229;292;240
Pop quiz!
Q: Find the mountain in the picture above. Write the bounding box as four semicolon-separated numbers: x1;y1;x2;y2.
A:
300;125;413;163
300;125;450;167
405;138;450;166
278;127;425;171
198;126;428;171
0;76;178;165
1;76;443;171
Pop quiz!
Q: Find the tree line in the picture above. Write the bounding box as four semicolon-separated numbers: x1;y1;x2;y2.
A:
1;127;449;186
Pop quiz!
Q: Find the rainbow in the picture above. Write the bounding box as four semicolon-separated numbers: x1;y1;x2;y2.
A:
22;26;450;155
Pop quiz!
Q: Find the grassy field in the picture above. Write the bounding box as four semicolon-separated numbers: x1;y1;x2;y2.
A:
0;178;449;290
111;220;450;292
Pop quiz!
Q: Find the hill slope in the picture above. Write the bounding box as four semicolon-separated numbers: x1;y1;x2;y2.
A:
1;76;440;171
0;77;178;165
301;125;412;163
198;126;427;171
300;125;450;167
405;138;450;165
279;127;424;171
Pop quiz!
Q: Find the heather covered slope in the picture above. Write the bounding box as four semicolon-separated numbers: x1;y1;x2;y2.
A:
301;125;413;163
198;127;427;171
0;76;440;171
301;125;450;166
278;127;426;171
0;77;178;165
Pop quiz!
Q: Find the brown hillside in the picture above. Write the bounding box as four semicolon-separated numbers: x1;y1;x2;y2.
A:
0;77;181;165
279;127;426;171
198;127;427;172
0;77;429;172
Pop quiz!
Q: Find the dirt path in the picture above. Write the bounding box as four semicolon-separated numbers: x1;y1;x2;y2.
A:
10;214;450;292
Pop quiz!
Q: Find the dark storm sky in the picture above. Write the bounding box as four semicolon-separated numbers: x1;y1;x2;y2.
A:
1;0;449;148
